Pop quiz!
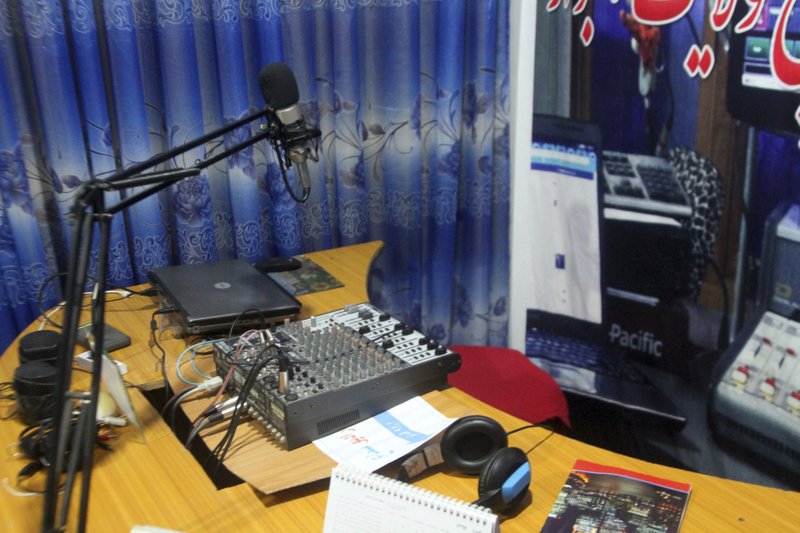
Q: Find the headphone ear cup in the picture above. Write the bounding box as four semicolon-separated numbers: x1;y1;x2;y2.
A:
476;447;530;515
441;415;508;475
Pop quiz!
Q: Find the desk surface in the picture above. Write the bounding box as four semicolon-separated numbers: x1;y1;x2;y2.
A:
1;240;799;532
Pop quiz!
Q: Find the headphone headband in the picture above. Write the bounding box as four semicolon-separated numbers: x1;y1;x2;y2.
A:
397;415;531;515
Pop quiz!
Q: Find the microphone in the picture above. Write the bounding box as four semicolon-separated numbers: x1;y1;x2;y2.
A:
259;63;320;199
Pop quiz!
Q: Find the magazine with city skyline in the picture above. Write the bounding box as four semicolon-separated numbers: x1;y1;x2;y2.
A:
541;460;692;533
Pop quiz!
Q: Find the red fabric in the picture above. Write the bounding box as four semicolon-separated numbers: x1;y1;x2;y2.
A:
448;345;570;427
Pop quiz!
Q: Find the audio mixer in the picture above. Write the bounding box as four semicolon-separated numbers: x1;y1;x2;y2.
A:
212;303;461;450
710;202;800;475
711;311;800;471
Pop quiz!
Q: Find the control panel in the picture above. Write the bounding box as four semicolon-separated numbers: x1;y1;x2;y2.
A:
603;151;692;218
719;312;800;413
212;303;461;449
711;312;800;471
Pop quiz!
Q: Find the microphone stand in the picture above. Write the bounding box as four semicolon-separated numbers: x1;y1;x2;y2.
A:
41;107;286;532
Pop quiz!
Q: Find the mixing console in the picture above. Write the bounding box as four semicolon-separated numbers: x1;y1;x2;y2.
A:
212;303;461;449
711;311;800;473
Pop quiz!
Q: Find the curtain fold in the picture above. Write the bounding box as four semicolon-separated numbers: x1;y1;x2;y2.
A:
0;0;510;352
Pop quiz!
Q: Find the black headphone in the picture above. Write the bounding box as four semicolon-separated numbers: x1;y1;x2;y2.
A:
397;415;531;515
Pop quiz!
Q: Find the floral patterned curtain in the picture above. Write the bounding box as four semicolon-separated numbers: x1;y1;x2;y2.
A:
0;0;510;351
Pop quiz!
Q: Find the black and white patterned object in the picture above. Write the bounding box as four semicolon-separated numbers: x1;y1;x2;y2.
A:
668;147;725;298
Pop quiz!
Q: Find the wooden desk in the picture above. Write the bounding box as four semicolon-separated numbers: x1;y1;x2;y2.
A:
1;241;799;532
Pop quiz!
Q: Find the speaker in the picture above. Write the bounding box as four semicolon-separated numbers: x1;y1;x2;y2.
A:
18;330;60;365
13;361;58;425
398;415;531;515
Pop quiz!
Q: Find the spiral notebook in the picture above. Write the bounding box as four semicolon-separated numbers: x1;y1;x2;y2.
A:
324;466;498;533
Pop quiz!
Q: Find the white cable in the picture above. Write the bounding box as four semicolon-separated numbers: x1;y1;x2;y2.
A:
2;477;43;498
175;340;218;385
38;289;134;330
197;376;223;392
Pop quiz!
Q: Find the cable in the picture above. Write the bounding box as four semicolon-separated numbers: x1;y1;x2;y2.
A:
193;330;261;424
506;423;557;455
184;415;215;449
3;477;46;497
37;288;135;331
190;345;215;380
162;377;223;429
227;308;267;339
184;396;239;449
176;340;218;385
680;251;730;351
191;354;214;381
524;430;556;455
150;307;177;404
36;272;67;329
704;255;731;351
161;386;198;426
209;347;279;469
109;285;160;297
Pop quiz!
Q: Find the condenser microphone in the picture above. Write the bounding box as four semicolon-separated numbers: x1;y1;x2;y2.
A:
259;63;320;196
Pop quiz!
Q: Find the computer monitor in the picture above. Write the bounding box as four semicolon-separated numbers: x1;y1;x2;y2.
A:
726;1;800;135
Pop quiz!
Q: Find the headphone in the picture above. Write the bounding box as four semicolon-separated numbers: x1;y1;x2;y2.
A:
397;415;531;515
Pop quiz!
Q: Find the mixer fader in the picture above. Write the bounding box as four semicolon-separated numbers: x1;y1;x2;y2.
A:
212;303;461;449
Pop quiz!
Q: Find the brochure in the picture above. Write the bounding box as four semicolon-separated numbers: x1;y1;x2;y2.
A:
541;460;691;533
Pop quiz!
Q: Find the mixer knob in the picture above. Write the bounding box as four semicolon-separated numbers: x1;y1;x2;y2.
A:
759;378;777;400
786;391;800;414
731;366;749;386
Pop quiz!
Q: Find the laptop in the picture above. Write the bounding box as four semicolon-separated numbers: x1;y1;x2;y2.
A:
522;114;685;429
147;259;301;335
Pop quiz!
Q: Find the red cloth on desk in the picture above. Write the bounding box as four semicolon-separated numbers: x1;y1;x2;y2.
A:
448;345;570;427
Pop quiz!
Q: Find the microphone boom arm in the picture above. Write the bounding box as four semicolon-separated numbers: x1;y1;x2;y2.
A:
41;104;294;532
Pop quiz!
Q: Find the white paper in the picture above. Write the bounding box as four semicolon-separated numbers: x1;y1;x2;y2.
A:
324;466;498;533
313;396;453;471
101;353;145;441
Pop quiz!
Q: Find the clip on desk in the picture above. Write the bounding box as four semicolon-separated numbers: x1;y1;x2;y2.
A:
1;241;799;532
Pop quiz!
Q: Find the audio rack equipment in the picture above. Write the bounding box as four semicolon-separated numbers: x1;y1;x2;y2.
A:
710;311;800;474
212;303;461;450
602;151;692;218
710;202;800;476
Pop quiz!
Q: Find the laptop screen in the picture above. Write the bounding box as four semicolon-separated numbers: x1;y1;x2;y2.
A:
525;119;603;327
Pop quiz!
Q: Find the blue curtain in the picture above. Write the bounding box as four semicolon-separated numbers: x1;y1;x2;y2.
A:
0;0;510;352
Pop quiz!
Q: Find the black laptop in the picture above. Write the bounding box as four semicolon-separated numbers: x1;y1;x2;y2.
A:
147;259;301;335
523;114;685;429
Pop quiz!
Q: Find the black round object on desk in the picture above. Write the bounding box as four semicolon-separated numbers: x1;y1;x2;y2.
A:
18;330;61;365
13;361;58;425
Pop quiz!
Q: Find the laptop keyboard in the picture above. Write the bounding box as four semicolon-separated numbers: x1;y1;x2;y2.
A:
526;330;647;384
